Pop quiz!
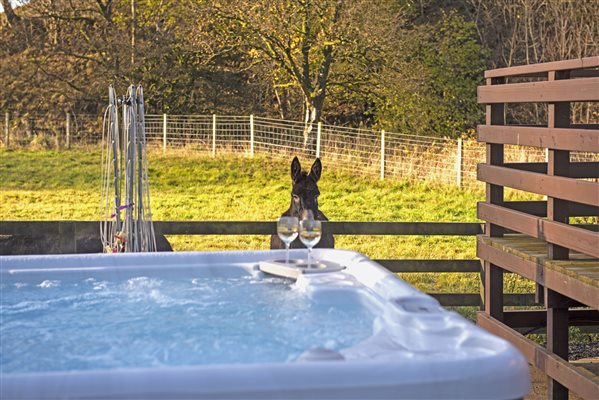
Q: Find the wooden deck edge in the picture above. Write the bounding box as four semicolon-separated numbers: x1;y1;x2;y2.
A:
478;234;599;286
477;312;599;400
479;234;599;287
477;238;599;309
477;199;599;259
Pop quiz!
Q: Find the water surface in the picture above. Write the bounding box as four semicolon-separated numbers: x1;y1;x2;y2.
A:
1;271;374;373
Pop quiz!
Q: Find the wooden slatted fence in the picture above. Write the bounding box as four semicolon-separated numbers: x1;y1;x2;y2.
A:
0;219;538;308
477;56;599;400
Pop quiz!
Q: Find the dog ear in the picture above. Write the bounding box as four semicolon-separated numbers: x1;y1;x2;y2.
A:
291;156;302;182
309;158;322;182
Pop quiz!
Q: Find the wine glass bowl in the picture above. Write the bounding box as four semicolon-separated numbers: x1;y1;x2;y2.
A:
299;217;322;268
277;216;299;264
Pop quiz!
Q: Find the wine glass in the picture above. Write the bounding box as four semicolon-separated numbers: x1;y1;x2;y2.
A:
277;216;299;264
299;216;322;268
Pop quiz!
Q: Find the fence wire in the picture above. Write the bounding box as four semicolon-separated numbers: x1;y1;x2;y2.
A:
3;113;597;190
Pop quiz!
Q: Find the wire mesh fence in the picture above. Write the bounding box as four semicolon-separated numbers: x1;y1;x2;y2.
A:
1;112;103;148
3;112;597;190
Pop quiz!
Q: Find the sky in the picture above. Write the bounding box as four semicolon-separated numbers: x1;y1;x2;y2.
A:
1;1;27;13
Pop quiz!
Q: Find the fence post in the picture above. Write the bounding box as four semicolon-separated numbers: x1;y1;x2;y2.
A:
162;113;167;153
4;112;9;148
65;112;70;149
249;114;254;157
26;118;34;138
456;138;463;188
57;116;62;150
212;114;216;157
380;129;385;180
316;122;322;158
58;222;77;254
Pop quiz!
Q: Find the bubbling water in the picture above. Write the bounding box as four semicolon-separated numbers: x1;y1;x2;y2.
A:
1;273;375;373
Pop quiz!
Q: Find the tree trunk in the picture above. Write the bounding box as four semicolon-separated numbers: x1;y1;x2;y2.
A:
273;84;286;119
1;0;21;27
302;44;333;153
131;0;136;71
303;98;315;148
303;97;323;154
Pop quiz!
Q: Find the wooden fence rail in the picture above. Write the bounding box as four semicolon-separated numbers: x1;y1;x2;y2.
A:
0;220;484;237
1;219;537;308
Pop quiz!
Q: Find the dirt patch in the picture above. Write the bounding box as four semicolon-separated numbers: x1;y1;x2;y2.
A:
526;363;589;400
526;346;598;400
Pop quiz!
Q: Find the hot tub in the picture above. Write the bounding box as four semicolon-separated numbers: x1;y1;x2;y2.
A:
0;249;530;399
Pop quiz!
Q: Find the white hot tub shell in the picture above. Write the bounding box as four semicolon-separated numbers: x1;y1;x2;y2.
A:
0;249;531;399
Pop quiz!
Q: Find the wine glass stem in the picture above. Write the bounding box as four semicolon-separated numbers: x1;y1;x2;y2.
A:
285;242;290;264
307;247;312;268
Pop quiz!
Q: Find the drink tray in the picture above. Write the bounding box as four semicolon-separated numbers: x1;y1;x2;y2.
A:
258;259;346;280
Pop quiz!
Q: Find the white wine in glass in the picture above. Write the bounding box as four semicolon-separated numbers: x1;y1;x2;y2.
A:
299;218;321;268
277;216;299;264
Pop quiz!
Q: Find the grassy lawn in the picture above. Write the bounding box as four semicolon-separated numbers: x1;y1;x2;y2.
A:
1;148;537;298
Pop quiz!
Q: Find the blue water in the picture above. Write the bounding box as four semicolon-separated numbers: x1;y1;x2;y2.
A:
0;271;375;373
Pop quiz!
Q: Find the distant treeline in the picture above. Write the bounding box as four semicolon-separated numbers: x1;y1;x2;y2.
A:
1;0;597;138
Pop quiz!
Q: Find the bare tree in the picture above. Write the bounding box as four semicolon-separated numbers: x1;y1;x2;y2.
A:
95;0;113;23
469;0;599;124
192;0;402;148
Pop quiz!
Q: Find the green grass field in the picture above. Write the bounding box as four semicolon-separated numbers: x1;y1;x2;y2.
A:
1;148;537;299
